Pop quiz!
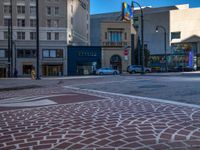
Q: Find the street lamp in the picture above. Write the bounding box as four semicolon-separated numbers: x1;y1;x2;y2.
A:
131;1;145;74
36;0;40;80
156;25;168;72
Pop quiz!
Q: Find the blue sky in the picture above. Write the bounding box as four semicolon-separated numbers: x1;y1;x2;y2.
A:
91;0;200;14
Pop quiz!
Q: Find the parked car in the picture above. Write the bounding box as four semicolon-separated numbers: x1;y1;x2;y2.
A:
127;65;151;74
175;66;197;72
96;68;120;75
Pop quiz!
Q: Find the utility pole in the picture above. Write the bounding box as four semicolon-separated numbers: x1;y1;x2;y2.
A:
10;0;13;77
132;1;145;74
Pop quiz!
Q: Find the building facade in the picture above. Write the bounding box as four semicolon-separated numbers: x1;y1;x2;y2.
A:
0;0;90;77
91;4;200;72
91;13;135;73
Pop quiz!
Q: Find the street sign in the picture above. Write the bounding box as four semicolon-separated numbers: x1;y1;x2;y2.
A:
124;49;129;56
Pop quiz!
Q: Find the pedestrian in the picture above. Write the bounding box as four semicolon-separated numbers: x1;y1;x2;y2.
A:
14;68;18;78
31;67;36;80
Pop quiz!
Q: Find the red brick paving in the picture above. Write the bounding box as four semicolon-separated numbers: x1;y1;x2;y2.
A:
0;87;200;149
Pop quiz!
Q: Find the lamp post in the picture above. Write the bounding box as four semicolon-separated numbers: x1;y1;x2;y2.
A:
131;1;144;74
36;0;40;80
156;25;167;72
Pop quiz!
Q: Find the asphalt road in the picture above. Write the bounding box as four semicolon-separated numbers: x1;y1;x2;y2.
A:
70;73;200;105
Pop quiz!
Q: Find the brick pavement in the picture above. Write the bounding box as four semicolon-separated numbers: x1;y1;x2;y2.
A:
0;86;200;149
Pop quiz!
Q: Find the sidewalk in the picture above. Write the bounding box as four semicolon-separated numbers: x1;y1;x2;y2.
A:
0;86;200;150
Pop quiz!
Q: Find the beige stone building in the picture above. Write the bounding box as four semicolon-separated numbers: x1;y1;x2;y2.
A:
101;21;134;72
0;0;90;77
91;4;200;71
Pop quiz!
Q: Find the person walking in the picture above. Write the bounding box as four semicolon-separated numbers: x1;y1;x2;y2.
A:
31;67;36;80
14;68;18;78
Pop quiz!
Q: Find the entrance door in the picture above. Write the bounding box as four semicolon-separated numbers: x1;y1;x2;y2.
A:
0;68;6;78
23;65;32;76
110;55;122;72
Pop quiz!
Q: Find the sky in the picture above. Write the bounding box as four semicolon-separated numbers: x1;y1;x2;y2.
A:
91;0;200;14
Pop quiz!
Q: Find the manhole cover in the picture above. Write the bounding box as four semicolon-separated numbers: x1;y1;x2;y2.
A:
139;85;166;88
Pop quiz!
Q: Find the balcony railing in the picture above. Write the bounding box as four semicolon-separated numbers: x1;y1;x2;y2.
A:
102;41;128;47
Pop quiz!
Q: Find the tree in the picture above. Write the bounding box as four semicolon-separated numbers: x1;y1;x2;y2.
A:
134;47;150;67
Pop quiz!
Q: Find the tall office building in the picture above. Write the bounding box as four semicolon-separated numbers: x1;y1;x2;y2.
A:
0;0;90;77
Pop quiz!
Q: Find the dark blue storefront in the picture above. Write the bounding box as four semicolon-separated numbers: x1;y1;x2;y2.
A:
68;46;102;76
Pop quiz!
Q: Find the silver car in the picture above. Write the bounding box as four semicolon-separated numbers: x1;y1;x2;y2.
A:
127;65;151;74
96;68;120;75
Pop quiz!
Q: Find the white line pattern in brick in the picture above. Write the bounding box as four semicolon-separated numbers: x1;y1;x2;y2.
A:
0;87;200;150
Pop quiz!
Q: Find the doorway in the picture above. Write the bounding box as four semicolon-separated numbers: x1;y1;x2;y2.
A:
110;55;122;72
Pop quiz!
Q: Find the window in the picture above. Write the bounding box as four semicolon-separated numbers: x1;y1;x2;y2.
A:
53;20;59;27
30;6;36;16
55;32;59;40
4;32;8;40
17;49;36;58
124;33;127;40
30;19;36;27
0;49;8;58
47;7;51;15
4;5;11;14
43;49;63;58
17;6;25;14
17;32;25;40
105;32;107;39
30;32;36;40
55;7;59;15
17;19;25;27
4;18;10;26
108;31;122;42
47;32;51;40
47;19;51;27
171;32;181;40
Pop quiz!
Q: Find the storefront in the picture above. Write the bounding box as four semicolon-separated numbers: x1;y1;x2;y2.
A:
42;63;63;76
68;46;101;76
150;43;197;71
0;66;6;78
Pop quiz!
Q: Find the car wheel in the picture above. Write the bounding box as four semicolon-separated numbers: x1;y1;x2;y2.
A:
99;72;104;75
113;71;117;75
131;70;136;74
145;70;150;73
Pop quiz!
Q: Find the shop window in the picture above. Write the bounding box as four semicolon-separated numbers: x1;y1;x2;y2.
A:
23;65;32;75
171;32;181;40
0;49;8;58
42;49;63;58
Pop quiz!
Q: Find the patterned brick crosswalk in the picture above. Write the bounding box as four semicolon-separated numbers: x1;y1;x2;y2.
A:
0;87;200;150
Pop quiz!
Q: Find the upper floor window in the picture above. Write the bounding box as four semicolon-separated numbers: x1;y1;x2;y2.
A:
47;32;51;40
17;32;25;40
108;31;122;42
30;19;36;27
4;18;10;26
4;5;11;14
30;6;36;16
4;32;8;40
17;49;36;58
43;49;63;58
55;7;59;15
17;6;25;14
47;6;51;15
171;32;181;40
17;19;25;27
55;32;59;40
30;32;36;40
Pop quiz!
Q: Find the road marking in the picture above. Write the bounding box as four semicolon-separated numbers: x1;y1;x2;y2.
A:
0;99;57;107
0;94;77;104
64;86;200;109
